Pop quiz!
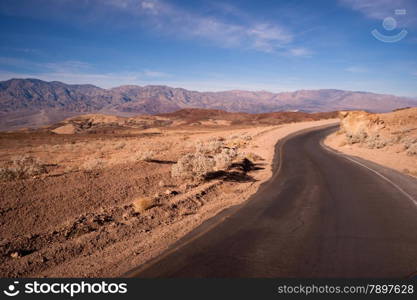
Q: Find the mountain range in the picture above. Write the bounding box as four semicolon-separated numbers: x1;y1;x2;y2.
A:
0;78;416;131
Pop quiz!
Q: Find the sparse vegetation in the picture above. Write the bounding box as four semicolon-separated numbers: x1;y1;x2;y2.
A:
0;155;46;180
137;149;155;161
406;143;417;156
81;158;106;171
172;137;238;179
245;152;264;162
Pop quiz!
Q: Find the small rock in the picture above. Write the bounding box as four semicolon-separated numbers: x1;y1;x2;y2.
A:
165;189;179;195
10;252;20;259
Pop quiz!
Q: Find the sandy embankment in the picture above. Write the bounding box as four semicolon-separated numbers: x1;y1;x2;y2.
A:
324;108;417;177
325;133;417;177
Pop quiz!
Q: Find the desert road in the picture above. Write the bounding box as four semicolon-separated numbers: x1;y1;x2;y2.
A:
128;125;417;278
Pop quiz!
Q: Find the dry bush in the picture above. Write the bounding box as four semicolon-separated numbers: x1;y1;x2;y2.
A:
195;138;223;154
407;143;417;156
241;134;252;141
132;197;154;213
81;158;106;171
0;168;16;181
172;147;237;179
172;154;214;179
0;155;46;180
137;150;155;161
245;152;264;162
213;148;238;170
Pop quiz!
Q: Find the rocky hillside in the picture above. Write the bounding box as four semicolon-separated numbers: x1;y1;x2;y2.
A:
338;108;417;155
1;78;416;130
46;109;337;135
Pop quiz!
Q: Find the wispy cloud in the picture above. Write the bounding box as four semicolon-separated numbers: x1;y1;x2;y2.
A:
0;0;305;55
345;66;369;73
287;48;313;57
142;70;170;78
114;0;295;53
339;0;417;26
0;56;170;87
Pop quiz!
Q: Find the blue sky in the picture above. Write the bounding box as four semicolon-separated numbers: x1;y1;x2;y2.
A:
0;0;416;97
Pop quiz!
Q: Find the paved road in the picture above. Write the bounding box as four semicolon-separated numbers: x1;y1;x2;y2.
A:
130;125;417;278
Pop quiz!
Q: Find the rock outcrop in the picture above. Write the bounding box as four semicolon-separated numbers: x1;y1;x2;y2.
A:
339;108;417;155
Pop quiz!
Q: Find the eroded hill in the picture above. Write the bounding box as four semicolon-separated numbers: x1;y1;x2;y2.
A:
326;107;417;176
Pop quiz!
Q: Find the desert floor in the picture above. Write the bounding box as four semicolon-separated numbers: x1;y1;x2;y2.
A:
0;118;336;277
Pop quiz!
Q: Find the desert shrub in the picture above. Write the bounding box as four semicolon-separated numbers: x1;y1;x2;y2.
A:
172;153;215;179
213;148;238;170
171;154;194;179
365;135;387;149
82;158;106;171
346;131;368;144
0;156;46;180
195;138;223;154
407;143;417;156
192;154;216;176
245;152;264;161
403;137;417;149
137;150;155;161
241;134;252;141
172;147;238;179
2;155;46;180
132;197;154;213
0;168;16;181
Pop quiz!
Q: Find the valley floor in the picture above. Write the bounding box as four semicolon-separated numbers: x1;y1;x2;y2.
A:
0;118;336;277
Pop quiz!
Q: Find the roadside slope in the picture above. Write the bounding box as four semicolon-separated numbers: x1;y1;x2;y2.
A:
325;108;417;177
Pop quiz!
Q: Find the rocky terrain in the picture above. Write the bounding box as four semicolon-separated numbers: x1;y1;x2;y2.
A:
325;108;417;177
44;108;337;135
1;78;415;130
0;109;336;277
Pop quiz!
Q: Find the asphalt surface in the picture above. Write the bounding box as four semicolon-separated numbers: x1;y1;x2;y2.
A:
129;125;417;278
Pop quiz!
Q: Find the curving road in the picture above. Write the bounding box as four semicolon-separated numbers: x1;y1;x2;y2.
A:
129;125;417;278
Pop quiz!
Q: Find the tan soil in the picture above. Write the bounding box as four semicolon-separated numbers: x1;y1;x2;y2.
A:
0;116;336;277
325;108;417;177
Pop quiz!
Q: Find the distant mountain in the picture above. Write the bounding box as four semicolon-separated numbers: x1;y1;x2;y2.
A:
0;78;416;130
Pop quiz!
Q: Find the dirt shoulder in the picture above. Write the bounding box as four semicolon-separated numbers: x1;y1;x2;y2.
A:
0;119;336;277
325;132;417;178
